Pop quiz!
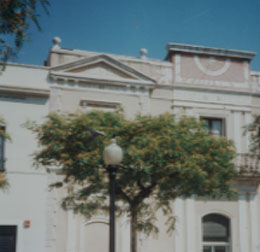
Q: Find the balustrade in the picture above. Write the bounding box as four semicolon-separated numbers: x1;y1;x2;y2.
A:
234;153;260;176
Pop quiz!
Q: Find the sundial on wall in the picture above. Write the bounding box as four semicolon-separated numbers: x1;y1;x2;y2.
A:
167;43;255;88
194;55;231;76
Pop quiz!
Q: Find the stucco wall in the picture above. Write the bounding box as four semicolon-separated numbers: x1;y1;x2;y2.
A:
0;65;50;252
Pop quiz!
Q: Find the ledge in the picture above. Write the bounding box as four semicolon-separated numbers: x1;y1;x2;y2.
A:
50;71;155;90
166;43;256;60
0;84;50;97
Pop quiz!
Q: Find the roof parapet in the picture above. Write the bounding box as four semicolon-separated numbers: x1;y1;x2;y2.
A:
166;43;256;61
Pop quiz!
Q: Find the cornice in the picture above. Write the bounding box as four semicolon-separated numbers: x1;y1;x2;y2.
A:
1;62;48;70
49;71;155;90
50;48;171;66
0;84;50;97
171;83;260;97
166;43;256;60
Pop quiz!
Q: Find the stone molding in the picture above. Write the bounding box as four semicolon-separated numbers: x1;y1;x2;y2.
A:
49;47;172;67
167;43;256;60
80;99;120;110
0;84;50;97
194;56;230;76
172;83;260;97
50;54;156;83
50;71;155;89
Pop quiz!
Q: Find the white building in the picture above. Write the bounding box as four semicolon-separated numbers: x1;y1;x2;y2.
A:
0;63;50;252
1;38;260;252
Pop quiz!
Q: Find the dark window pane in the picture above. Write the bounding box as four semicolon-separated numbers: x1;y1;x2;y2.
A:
215;246;227;252
0;226;17;252
0;135;3;160
211;120;222;137
203;214;230;242
258;128;260;147
203;246;212;252
201;118;224;137
0;126;5;171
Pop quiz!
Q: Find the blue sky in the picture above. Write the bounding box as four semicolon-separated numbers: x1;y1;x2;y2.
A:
7;0;260;71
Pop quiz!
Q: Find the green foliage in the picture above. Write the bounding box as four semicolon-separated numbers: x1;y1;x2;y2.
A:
0;0;50;63
0;117;10;140
0;172;8;189
244;115;260;158
28;111;236;236
0;117;10;189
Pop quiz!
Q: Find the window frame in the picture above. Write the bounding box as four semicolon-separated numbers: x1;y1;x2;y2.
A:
202;213;231;252
203;242;230;252
0;125;5;172
0;225;17;252
79;99;121;112
200;117;226;137
0;220;23;252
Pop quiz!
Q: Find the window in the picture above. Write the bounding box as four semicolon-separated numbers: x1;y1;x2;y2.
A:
79;100;120;112
0;225;17;252
0;126;5;171
201;118;225;137
202;214;231;252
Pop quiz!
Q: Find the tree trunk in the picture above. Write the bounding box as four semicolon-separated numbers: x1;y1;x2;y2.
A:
130;207;138;252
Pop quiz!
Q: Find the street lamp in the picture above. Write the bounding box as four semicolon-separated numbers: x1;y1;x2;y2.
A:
103;139;123;252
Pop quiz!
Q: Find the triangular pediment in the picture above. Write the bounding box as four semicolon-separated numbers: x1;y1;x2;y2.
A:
66;61;138;80
49;54;156;83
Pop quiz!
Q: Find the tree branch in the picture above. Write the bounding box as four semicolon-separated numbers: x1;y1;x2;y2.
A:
137;178;145;191
134;182;157;205
116;186;132;204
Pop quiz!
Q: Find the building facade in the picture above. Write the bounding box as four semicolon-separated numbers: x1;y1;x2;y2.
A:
1;38;260;252
0;63;50;252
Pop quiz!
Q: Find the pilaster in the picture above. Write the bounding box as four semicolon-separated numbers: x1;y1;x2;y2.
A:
66;208;78;252
173;198;185;252
185;197;196;252
239;193;249;252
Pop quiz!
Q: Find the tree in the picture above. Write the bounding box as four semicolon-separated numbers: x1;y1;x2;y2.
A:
28;111;236;252
0;117;10;189
245;115;260;157
0;173;8;188
0;0;50;63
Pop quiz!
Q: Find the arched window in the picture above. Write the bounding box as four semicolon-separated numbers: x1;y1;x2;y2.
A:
202;214;231;252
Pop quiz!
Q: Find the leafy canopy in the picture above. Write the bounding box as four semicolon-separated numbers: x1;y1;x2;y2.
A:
0;0;50;62
28;111;236;235
0;117;10;189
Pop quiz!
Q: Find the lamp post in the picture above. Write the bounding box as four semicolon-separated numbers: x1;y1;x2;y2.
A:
103;139;123;252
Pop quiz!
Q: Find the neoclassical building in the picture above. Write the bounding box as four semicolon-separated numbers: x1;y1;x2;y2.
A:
1;38;260;252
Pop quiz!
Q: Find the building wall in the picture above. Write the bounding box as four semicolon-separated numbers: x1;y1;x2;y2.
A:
0;65;50;252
